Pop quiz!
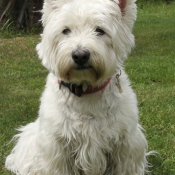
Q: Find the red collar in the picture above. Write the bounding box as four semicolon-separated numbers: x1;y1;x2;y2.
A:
58;78;111;97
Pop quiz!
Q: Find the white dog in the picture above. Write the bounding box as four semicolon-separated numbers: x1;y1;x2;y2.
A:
5;0;150;174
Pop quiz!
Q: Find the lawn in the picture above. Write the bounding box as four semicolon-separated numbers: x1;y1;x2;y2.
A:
0;2;175;175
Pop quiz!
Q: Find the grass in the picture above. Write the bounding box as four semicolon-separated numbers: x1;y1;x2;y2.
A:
125;2;175;174
0;2;175;175
0;36;48;174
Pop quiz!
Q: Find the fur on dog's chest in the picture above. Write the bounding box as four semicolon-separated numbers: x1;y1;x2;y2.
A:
55;110;123;142
57;116;123;175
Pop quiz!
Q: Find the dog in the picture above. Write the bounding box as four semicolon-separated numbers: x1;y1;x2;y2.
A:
5;0;150;174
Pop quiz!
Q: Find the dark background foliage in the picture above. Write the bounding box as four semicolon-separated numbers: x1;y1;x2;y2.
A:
0;0;43;30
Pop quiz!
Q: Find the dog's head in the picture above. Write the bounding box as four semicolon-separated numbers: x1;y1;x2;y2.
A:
37;0;137;87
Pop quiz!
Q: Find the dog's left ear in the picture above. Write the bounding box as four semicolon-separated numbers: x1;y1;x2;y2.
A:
115;0;137;31
119;0;126;14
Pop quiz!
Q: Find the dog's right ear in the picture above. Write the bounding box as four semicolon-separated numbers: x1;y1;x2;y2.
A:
42;0;71;26
41;0;52;26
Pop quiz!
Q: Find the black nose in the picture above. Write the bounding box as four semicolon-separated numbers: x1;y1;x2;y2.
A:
72;49;90;65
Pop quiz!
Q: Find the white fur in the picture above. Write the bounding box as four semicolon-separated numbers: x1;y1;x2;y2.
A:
5;0;150;175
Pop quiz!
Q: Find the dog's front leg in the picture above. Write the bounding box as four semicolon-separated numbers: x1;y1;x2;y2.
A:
108;126;148;175
35;134;75;175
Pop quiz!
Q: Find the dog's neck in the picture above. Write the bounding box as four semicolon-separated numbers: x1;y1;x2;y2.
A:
58;78;111;97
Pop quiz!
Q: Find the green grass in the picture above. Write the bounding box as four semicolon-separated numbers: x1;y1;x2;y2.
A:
0;36;48;174
125;2;175;174
0;2;175;175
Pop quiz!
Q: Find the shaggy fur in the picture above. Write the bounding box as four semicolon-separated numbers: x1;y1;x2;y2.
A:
6;0;150;175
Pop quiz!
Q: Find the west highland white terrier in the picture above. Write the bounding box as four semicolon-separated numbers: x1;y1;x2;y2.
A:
6;0;150;175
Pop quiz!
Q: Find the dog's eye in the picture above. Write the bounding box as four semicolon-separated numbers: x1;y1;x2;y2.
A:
62;28;71;35
95;28;105;36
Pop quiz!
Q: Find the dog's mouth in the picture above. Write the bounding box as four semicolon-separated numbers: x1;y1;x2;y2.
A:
75;65;92;70
61;65;100;85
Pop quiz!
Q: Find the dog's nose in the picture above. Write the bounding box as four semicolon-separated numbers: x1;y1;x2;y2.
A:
72;49;90;65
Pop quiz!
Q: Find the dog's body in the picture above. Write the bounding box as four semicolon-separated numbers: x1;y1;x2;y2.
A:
6;0;150;175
